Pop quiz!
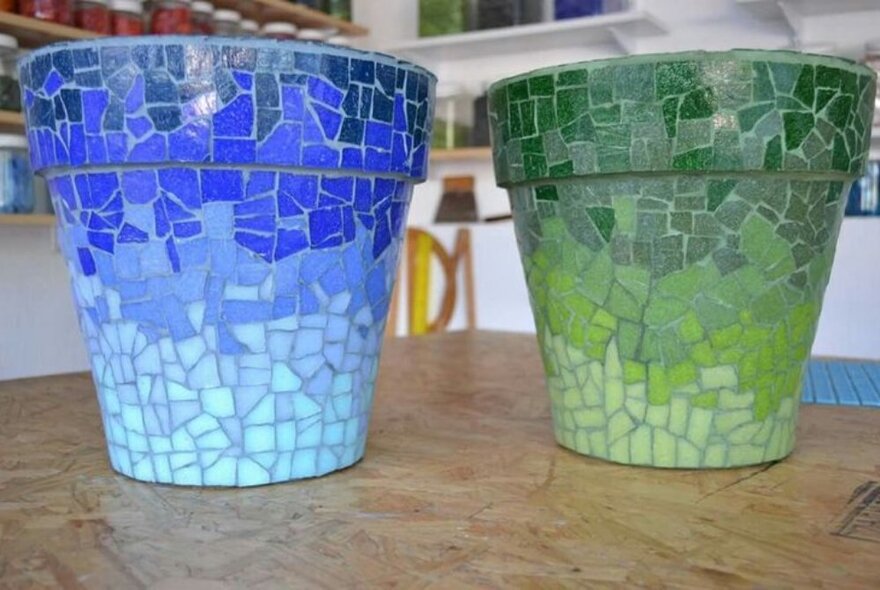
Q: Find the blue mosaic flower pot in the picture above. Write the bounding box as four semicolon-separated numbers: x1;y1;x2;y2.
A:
19;38;436;487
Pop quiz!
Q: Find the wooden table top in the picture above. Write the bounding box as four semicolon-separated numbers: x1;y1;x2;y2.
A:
1;331;879;589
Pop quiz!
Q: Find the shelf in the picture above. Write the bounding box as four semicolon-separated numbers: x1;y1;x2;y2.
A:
211;0;367;36
0;10;100;48
430;147;492;162
738;0;880;20
386;11;667;66
0;214;55;227
0;110;23;132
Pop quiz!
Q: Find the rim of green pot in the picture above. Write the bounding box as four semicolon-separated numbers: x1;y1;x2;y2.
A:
488;49;878;187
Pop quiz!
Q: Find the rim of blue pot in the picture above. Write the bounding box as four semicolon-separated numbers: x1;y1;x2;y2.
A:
21;36;437;82
19;36;437;182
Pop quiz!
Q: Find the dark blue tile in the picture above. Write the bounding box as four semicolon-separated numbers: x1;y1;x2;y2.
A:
61;89;82;122
201;169;244;202
118;223;149;243
214;138;256;163
372;92;393;123
257;108;281;142
82;89;110;134
154;199;170;237
235;196;275;216
302;145;339;168
213;95;254;137
166;238;181;273
158;168;200;209
339;117;364;144
341;147;363;169
165;44;185;79
309;207;343;248
144;70;178;103
233;70;253;90
256;122;301;165
308;77;344;109
350;59;375;85
126;116;152;138
294;51;319;74
234;231;274;262
168;120;210;162
234;214;275;232
321;54;349;90
88;231;114;253
313;103;342;139
246;171;275;197
52;50;74;80
125;74;144;113
147;105;182;132
173;221;202;239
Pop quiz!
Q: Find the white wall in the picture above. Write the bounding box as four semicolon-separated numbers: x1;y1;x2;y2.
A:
0;227;88;380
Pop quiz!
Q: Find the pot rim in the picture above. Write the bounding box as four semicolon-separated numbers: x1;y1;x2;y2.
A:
20;35;438;83
489;48;873;93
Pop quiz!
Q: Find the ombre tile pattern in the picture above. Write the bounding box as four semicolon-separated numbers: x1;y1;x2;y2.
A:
20;39;435;486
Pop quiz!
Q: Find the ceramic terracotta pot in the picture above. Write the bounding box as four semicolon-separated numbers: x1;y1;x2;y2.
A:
489;50;876;468
19;38;435;486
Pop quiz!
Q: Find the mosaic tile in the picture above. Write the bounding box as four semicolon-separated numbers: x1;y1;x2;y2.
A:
490;51;876;468
20;38;435;487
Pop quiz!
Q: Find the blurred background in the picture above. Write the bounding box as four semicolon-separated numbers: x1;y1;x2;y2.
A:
0;0;878;380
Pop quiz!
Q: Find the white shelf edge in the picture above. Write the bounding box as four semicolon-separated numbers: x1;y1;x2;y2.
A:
386;10;667;59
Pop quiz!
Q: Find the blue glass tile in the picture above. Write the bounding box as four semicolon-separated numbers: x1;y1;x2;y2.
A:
168;121;210;162
246;171;275;197
308;77;344;109
342;86;360;117
233;71;253;90
300;285;320;314
234;215;275;232
144;70;177;103
44;70;64;95
350;59;375;85
125;74;144;113
201;170;244;202
275;228;309;261
256;123;301;165
234;231;274;262
321;54;349;90
77;247;97;275
224;301;273;324
282;86;304;121
255;72;279;107
129;134;166;162
339;117;364;144
148;106;182;132
68;123;86;166
158;168;200;209
302;145;339;168
119;223;149;243
106;132;128;163
86;135;108;164
52;50;74;79
165;45;185;80
215;139;257;164
294;51;319;74
153;199;170;237
309;208;343;248
376;63;396;95
122;170;157;204
60;89;82;122
213;95;255;138
341;147;363;169
89;231;115;253
371;92;393;124
314;104;342;140
257;108;281;141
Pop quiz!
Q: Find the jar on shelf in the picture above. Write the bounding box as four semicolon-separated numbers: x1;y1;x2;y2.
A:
327;35;353;47
602;0;630;13
240;18;259;36
298;28;328;42
470;85;490;147
262;21;298;40
866;41;880;128
554;0;602;20
110;0;144;35
0;134;35;215
0;0;13;11
0;33;20;112
325;0;350;21
19;0;74;25
295;0;324;9
150;0;192;34
476;0;543;30
433;84;474;150
213;8;241;35
419;0;469;38
75;0;111;34
190;0;213;34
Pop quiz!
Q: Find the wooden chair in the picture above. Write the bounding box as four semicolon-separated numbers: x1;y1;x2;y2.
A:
386;228;476;336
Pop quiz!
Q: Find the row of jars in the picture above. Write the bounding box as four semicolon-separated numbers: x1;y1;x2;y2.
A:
420;0;630;37
3;0;351;36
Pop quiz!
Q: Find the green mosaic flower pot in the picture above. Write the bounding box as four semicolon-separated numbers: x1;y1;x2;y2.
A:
489;50;877;468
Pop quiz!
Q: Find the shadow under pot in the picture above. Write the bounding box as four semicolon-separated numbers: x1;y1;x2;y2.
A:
19;37;436;487
488;50;877;468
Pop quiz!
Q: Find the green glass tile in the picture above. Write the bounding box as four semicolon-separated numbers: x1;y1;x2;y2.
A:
536;97;557;133
679;87;716;120
657;61;699;98
783;111;814;150
591;104;621;125
528;74;554;97
535;185;558;201
763;135;782;170
707;179;737;211
508;79;529;102
589;66;614;106
769;62;800;94
557;69;588;87
519;100;537;136
586;207;616;243
792;65;815;108
815;88;835;111
674;147;714;170
826;95;854;129
686;236;718;264
662;96;679;138
753;62;775;101
737;101;774;133
614;63;655;102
